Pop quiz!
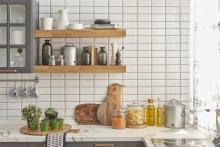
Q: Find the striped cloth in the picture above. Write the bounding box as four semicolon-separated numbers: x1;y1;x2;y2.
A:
46;132;66;147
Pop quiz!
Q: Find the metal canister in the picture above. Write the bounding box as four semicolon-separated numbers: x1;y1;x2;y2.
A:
164;99;185;128
61;43;77;65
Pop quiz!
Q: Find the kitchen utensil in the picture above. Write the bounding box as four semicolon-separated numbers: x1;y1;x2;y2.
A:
61;43;77;65
81;47;91;65
91;47;97;65
69;23;84;30
75;104;100;125
164;99;186;128
41;17;53;30
92;24;118;29
57;9;69;30
42;40;53;65
94;19;111;24
20;124;78;136
97;96;111;126
97;83;123;125
97;47;107;65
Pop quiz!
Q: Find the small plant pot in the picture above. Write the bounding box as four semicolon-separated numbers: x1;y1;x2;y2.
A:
51;120;60;130
40;122;49;132
29;121;39;131
57;118;64;129
27;118;33;128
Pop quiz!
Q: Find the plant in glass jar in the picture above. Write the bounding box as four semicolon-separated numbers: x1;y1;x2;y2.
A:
21;104;42;130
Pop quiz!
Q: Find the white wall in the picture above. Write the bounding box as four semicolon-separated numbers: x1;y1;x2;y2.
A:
0;0;190;120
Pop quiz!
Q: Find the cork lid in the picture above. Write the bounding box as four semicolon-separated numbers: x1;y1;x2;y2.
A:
148;98;154;103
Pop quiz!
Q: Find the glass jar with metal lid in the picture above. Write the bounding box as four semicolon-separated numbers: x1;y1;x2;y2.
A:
112;109;126;129
126;101;145;128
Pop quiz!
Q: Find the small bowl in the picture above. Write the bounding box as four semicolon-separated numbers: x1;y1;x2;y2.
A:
69;23;84;30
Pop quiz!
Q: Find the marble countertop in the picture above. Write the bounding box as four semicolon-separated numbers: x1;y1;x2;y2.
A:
0;120;212;146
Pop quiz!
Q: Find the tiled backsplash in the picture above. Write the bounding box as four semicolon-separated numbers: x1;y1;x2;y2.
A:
0;0;190;120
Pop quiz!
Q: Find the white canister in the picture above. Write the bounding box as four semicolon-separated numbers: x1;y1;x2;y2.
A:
61;43;77;65
41;17;53;30
11;30;25;44
57;9;69;30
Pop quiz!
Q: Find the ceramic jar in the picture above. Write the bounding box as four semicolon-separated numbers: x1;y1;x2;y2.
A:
57;9;69;30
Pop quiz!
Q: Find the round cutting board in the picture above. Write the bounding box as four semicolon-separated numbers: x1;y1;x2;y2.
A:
20;124;72;136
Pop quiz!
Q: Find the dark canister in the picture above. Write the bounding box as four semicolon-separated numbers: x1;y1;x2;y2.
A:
81;47;91;65
97;47;107;65
42;40;53;65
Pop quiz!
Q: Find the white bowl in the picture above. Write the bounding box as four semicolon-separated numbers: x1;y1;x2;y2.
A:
69;23;84;30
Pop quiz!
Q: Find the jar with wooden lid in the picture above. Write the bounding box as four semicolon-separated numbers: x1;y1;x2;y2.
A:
126;101;145;128
112;109;126;129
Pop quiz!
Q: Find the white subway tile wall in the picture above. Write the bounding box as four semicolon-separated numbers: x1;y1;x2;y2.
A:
0;0;190;120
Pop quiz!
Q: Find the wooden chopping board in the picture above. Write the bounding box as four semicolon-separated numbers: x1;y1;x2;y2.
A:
97;83;123;126
20;124;80;136
75;103;100;125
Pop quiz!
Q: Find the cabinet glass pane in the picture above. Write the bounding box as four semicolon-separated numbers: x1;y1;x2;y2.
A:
10;27;26;45
0;5;7;23
10;5;26;24
0;48;7;67
10;48;26;67
0;27;7;45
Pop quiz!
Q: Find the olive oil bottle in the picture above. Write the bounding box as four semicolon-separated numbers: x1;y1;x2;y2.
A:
146;98;155;126
156;98;163;127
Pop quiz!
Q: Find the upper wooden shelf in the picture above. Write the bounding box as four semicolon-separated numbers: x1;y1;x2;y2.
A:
34;29;126;38
33;65;126;73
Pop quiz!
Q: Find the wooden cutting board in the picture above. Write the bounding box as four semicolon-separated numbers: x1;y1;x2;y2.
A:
75;103;100;125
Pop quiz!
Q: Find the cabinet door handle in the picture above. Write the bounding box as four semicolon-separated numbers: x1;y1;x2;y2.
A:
0;69;17;73
95;144;114;147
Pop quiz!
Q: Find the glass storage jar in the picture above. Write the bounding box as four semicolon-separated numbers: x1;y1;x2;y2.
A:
126;101;145;128
112;109;126;129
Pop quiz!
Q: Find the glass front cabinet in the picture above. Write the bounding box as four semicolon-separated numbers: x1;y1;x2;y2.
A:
0;0;38;73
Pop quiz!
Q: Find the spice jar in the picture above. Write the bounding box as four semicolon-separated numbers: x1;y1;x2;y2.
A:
112;109;126;129
127;101;145;128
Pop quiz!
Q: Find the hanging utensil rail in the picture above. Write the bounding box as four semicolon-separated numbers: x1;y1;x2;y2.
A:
0;76;39;83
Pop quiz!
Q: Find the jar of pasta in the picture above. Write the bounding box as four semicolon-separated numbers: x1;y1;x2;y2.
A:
112;109;126;129
126;101;145;128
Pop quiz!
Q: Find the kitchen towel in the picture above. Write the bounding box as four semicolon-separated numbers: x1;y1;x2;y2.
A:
46;132;66;147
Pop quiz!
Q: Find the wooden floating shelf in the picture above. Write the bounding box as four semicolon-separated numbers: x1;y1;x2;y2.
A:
34;29;126;38
33;65;126;73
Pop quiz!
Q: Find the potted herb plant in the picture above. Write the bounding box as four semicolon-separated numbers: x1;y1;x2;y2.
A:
21;104;42;129
51;119;60;130
44;107;58;121
57;118;64;129
40;119;50;132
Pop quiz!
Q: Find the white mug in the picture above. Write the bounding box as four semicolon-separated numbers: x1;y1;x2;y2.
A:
41;17;53;30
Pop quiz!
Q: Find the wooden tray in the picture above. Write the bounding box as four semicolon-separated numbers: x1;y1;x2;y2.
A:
20;124;78;136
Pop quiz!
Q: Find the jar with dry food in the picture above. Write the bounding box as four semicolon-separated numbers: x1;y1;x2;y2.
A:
126;101;145;128
112;109;126;129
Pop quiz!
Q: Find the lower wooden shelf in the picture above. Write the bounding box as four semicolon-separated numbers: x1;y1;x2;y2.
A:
33;65;126;73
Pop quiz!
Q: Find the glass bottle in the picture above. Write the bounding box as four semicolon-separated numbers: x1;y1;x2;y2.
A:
42;40;52;65
81;47;91;65
156;98;163;127
97;47;107;65
48;55;55;66
146;98;155;126
14;48;25;67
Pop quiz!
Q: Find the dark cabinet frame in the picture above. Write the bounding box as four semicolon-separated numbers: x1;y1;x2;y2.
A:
0;0;38;73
